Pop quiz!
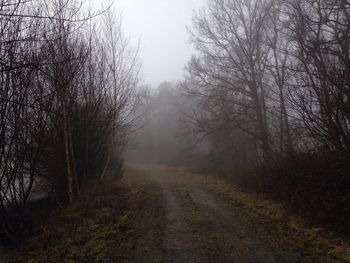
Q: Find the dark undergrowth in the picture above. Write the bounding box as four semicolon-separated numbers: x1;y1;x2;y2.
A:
0;168;166;263
226;152;350;238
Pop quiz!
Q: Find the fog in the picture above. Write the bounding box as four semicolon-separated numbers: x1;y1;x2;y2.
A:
124;0;350;245
0;0;349;260
94;0;207;87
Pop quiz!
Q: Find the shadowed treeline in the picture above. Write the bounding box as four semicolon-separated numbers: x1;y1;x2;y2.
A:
0;0;141;245
129;0;350;237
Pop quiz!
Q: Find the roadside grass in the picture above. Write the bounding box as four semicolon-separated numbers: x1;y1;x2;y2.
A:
172;166;350;263
0;167;165;263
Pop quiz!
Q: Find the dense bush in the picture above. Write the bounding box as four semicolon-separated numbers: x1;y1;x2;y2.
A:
227;153;350;236
0;0;140;245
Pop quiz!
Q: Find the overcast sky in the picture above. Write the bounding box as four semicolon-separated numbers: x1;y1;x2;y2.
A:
95;0;206;88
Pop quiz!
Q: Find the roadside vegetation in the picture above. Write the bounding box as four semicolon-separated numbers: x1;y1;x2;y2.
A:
129;0;350;240
180;0;350;238
0;168;165;262
0;0;141;245
173;167;350;262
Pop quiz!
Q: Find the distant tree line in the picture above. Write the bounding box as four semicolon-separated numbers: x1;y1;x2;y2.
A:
0;0;140;243
127;82;193;164
182;0;350;234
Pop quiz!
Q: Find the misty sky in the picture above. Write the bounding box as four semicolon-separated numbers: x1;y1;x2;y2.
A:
96;0;206;88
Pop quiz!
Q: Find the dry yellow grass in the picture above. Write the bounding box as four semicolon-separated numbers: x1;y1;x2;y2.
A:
0;167;165;263
171;166;350;263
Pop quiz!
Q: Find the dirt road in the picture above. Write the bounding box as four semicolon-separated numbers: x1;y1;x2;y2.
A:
135;165;292;263
2;165;346;263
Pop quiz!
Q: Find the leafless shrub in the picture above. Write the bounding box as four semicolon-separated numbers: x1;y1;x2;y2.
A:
0;0;141;244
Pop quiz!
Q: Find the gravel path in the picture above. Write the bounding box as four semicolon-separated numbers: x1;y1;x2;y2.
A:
138;165;287;263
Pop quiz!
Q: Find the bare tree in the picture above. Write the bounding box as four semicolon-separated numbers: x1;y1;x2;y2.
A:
0;0;141;243
265;1;294;154
0;0;51;242
287;0;350;152
39;0;90;202
183;0;276;160
98;10;141;180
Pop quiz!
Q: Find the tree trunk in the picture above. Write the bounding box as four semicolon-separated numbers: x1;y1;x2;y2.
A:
62;101;75;203
100;148;111;181
279;88;293;154
252;88;272;160
82;131;89;186
67;116;79;195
